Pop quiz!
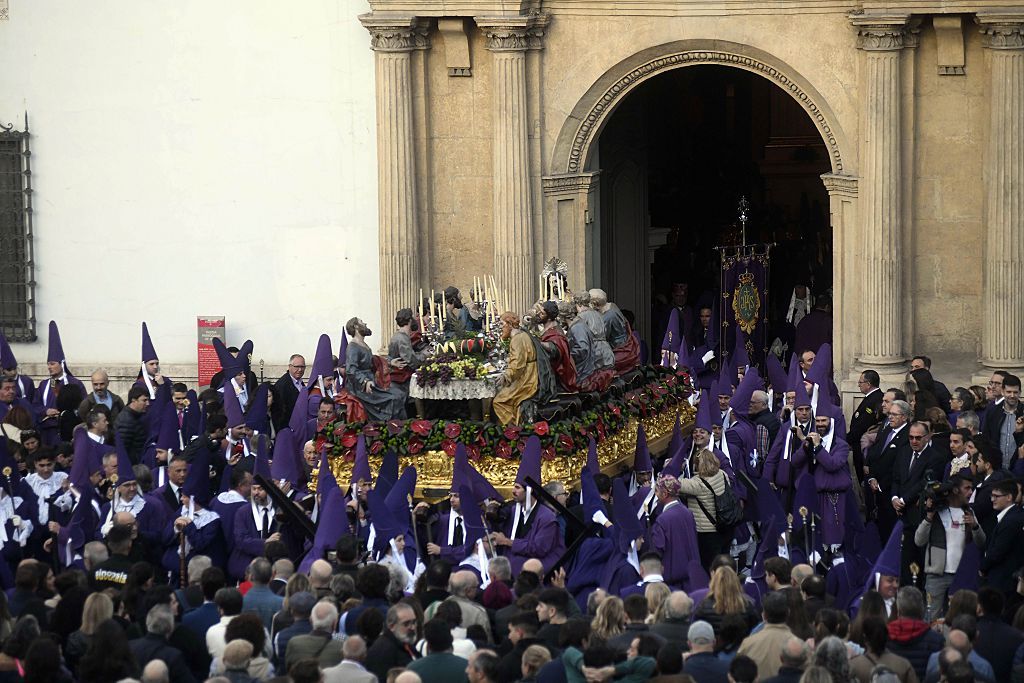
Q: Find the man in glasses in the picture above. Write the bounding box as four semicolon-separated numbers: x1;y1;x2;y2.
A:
980;479;1024;599
890;421;940;587
272;354;305;432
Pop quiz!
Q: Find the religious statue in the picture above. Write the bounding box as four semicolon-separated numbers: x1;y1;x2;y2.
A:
589;288;640;375
492;312;557;425
443;286;469;339
344;317;404;422
537;301;577;393
387;308;428;419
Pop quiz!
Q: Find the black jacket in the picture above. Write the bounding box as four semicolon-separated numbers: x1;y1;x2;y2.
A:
114;408;149;465
849;390;884;463
867;425;910;497
973;470;1014;538
977;614;1024;681
983;402;1024;467
980;505;1024;593
365;629;417;682
128;634;197;683
272;373;301;432
890;445;941;527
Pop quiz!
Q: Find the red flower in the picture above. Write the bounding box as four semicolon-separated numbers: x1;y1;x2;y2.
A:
503;425;521;440
342;448;355;463
612;406;622;417
533;421;549;436
333;424;347;437
541;445;556;461
467;444;481;461
408;436;424;454
557;435;574;453
410;420;433;437
496;441;513;459
362;423;381;438
340;430;358;449
387;419;404;436
369;440;384;454
441;439;458;456
444;422;462;439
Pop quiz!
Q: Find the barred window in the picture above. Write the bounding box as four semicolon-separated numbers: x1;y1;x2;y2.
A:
0;115;35;342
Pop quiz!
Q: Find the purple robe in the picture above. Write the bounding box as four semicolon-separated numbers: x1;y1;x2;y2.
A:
98;497;162;547
567;536;616;612
210;492;248;570
228;503;278;580
0;398;34;424
504;503;565;576
808;437;852;546
13;376;35;402
160;511;223;576
794;311;833;358
763;423;812;494
434;512;469;566
31;375;85;445
649;501;700;590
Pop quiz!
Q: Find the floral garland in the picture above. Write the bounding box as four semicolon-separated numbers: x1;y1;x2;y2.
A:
326;368;693;462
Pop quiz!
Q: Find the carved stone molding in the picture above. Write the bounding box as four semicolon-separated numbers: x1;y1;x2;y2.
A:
820;173;859;198
542;172;600;196
476;15;549;52
359;14;429;52
977;13;1024;50
566;50;845;174
850;13;916;51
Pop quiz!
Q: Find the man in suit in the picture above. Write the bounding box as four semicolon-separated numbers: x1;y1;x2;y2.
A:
227;480;280;580
890;421;941;587
181;566;227;641
866;399;912;542
982;372;1024;466
130;605;198;683
975;587;1024;682
971;450;1012;538
979;480;1024;597
849;370;884;485
146;455;189;521
323;635;376;683
272;354;305;433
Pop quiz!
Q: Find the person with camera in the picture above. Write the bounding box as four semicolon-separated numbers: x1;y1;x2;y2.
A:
912;474;985;621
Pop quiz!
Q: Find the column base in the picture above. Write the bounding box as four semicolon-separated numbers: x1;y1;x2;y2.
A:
856;354;908;369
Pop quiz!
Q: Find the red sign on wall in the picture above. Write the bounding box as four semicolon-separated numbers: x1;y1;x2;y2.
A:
197;317;226;387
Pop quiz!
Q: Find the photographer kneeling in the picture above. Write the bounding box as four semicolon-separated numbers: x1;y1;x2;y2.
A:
913;475;986;621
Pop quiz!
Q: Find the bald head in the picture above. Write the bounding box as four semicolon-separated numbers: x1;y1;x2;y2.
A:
141;659;169;683
665;591;693;620
395;673;422;683
309;559;332;587
779;636;809;668
449;570;480;598
522;559;544;576
946;629;972;656
91;369;110;384
113;511;136;528
791;564;814;587
342;635;367;662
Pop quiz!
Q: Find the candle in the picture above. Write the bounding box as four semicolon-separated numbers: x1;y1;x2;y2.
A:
419;288;424;321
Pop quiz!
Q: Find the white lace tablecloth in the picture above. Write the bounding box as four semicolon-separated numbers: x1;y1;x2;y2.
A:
410;376;500;401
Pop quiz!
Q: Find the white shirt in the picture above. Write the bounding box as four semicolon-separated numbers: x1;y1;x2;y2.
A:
938;507;967;574
87;431;104;444
997;503;1016;525
25;471;67;525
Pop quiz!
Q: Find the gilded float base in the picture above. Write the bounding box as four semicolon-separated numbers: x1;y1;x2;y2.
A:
321;403;694;499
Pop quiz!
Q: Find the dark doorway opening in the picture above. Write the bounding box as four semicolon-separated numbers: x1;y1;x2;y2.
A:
593;64;833;354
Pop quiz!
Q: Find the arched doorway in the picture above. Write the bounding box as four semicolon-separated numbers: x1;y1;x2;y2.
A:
592;64;833;351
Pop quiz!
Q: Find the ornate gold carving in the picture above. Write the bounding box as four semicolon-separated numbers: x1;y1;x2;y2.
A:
323;402;695;500
567;51;845;174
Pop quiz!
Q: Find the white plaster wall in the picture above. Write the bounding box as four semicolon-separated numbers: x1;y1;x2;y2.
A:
0;0;379;370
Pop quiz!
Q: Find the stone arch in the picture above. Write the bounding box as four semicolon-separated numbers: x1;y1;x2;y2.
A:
551;39;851;176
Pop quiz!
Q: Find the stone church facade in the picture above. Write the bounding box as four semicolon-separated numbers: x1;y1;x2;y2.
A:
359;1;1024;404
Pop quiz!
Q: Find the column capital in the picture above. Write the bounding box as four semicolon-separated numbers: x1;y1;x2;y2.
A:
850;13;918;51
359;14;430;52
977;12;1024;50
820;173;859;198
476;14;549;52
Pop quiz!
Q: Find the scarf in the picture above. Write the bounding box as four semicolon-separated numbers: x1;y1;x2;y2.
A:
786;289;812;325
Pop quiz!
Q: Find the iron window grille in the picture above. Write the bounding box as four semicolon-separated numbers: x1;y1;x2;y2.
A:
0;114;35;342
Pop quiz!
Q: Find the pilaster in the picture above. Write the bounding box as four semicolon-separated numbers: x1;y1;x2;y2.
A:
978;12;1024;370
360;14;428;327
477;15;549;315
850;14;913;368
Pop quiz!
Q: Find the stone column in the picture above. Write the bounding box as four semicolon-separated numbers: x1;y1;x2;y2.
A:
851;15;912;367
978;13;1024;369
359;15;426;327
477;16;547;315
